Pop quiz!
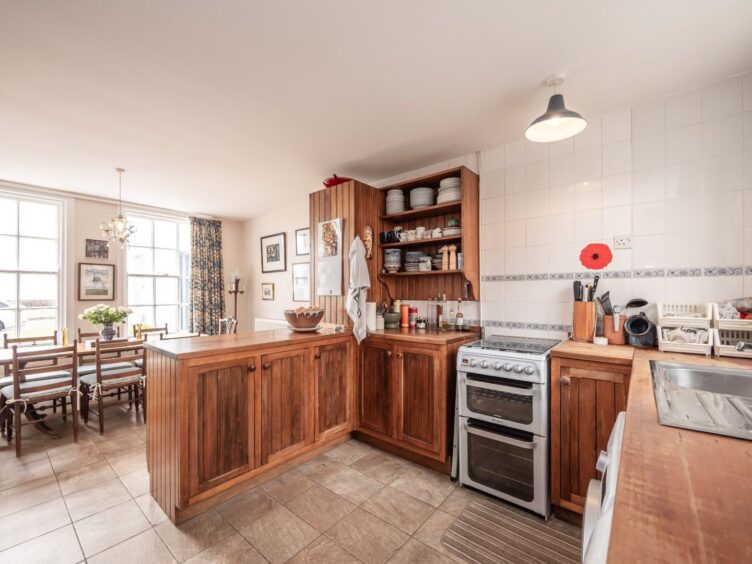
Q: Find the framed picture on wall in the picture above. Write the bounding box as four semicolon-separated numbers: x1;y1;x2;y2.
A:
261;283;275;301
85;239;109;259
295;227;310;256
78;263;116;301
292;263;310;302
260;232;286;273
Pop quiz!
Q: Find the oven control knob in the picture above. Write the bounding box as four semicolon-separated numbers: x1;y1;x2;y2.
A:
493;362;502;370
469;359;477;367
524;366;535;375
480;360;489;369
513;364;524;373
503;363;513;372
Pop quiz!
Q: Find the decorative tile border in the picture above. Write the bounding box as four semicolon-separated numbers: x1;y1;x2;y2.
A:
482;265;750;281
602;270;632;279
550;272;574;280
526;273;549;281
633;268;665;278
666;268;702;277
483;320;572;333
704;266;743;276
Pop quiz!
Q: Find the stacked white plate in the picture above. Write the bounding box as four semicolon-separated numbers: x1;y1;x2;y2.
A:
437;180;461;204
444;226;461;237
410;187;435;209
386;189;405;214
404;251;429;272
440;177;461;189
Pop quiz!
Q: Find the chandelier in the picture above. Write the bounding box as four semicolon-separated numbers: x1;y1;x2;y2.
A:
100;167;136;247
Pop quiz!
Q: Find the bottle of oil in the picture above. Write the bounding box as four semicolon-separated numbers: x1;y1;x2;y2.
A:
439;293;448;331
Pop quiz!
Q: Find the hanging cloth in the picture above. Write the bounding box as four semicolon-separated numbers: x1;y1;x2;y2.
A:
346;236;370;343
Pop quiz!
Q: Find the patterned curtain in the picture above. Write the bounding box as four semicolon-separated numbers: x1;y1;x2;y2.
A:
190;217;225;335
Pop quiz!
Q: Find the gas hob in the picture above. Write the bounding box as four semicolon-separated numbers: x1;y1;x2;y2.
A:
463;335;561;356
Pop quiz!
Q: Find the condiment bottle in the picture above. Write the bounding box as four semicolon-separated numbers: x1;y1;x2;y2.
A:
400;303;410;328
456;299;465;331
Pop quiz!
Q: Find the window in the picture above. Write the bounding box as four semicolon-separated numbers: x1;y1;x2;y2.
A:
0;194;63;338
125;214;190;333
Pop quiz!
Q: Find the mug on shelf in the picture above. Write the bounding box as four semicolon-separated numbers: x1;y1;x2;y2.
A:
406;230;417;241
416;226;426;239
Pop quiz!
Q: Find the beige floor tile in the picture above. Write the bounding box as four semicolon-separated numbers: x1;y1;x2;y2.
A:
0;497;70;551
185;531;267;563
240;503;319;564
106;446;147;477
217;488;275;531
438;486;487;516
64;477;131;521
156;510;235;562
390;465;454;507
0;524;83;564
387;538;454;564
119;467;150;496
323;440;374;466
326;509;408;564
316;465;384;505
350;452;407;485
135;493;169;525
260;469;315;503
49;442;105;474
56;460;117;495
362;486;434;534
88;529;176;564
74;499;151;557
286;484;356;531
298;455;348;481
0;475;60;518
413;509;464;563
0;454;55;491
287;536;361;564
94;431;145;456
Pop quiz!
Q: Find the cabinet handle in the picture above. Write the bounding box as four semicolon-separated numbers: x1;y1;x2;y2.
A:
386;350;392;357
248;364;256;372
262;362;271;369
314;352;321;360
395;352;402;358
561;375;570;385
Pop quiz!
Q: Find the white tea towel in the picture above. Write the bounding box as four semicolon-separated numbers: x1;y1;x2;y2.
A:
346;236;371;343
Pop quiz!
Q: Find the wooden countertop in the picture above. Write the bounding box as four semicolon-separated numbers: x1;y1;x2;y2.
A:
609;349;752;563
144;328;351;360
552;340;634;365
366;328;478;345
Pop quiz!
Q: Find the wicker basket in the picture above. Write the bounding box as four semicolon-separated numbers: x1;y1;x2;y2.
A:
658;326;713;356
712;303;752;329
657;303;711;329
713;328;752;358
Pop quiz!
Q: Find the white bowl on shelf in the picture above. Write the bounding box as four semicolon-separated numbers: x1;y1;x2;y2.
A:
440;177;461;189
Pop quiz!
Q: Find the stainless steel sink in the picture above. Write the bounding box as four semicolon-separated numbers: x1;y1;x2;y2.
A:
651;361;752;440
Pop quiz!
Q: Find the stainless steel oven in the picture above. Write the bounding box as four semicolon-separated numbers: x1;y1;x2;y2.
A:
459;419;548;516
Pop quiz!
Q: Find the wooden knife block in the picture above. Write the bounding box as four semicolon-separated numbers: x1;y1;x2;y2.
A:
572;302;596;342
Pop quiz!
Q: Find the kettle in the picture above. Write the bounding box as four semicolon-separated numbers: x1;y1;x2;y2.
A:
624;311;657;348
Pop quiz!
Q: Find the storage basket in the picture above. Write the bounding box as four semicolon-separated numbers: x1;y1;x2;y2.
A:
657;303;711;329
713;328;752;358
712;303;752;329
657;326;713;356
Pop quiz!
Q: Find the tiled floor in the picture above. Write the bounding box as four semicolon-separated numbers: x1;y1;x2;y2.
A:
0;408;538;563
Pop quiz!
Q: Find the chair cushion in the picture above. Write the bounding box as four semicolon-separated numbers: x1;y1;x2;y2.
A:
80;366;143;388
0;370;72;388
1;377;72;400
134;359;144;368
77;362;134;375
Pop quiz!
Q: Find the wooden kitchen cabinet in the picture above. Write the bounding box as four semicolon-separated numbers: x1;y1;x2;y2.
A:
260;348;314;464
314;341;353;440
551;342;633;514
359;340;393;438
188;356;257;497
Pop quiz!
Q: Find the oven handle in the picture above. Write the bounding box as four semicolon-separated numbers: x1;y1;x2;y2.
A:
461;374;536;397
463;421;537;450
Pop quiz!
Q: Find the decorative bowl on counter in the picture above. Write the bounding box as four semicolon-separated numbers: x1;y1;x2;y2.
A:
284;307;325;331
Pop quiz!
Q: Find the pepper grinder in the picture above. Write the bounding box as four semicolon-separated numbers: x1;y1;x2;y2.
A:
448;244;457;270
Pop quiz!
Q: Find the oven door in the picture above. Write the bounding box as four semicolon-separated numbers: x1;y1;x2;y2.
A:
459;418;549;518
459;371;546;435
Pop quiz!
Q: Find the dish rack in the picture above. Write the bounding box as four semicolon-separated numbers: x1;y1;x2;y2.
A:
712;303;752;329
656;303;711;328
714;328;752;358
658;326;713;356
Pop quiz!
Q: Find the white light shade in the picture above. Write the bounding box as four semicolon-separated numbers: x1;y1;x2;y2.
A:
525;94;587;143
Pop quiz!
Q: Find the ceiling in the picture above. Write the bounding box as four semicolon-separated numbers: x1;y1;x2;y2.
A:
1;1;751;220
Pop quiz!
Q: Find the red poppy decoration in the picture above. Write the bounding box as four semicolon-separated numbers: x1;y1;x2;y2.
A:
579;243;613;270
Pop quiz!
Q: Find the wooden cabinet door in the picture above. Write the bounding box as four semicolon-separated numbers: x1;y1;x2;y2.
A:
314;341;352;440
393;345;443;456
358;341;393;438
551;357;629;513
261;348;313;464
188;356;256;497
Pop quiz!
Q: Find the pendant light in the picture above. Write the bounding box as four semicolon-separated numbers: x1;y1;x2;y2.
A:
100;167;137;248
525;75;587;143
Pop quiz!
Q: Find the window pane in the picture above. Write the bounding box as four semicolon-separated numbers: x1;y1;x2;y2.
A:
129;306;154;329
156;305;178;330
127;247;153;275
178;222;190;252
19;238;58;271
154;249;179;276
127;216;153;247
154;220;177;249
156;277;178;305
0;235;17;269
19;201;58;238
20;308;57;337
0;198;17;235
180;276;191;305
128;276;154;305
180;304;190;332
0;310;16;335
0;273;17;309
19;274;57;308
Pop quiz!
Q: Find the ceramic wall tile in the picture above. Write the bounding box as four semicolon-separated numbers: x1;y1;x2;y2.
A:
481;169;505;199
744;112;752;150
548;183;575;215
632;233;666;268
603;141;631;176
602;206;632;239
504;165;525;194
702;153;744;193
483;145;505;172
602;108;631;144
574;146;602;182
505;139;525;167
525;159;548;191
525;139;549;163
504;220;525;248
548;213;574;243
602;173;632;208
743;73;752;112
632;167;666;203
702;76;743;121
666;88;702;129
504;193;525;221
666;160;702;199
574;180;602;211
633;201;666;235
548;137;574;157
632;131;666;171
525;217;550;246
574;209;602;241
632;99;665;138
703;114;744;157
549;154;574;186
666;124;702;163
574;115;602;150
525;188;549;218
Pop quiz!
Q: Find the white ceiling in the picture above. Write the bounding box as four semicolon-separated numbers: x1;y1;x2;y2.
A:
1;1;751;220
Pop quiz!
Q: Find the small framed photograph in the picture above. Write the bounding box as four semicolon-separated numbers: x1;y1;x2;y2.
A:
295;227;310;256
85;239;109;259
261;232;286;273
79;263;116;301
261;283;275;301
292;263;311;302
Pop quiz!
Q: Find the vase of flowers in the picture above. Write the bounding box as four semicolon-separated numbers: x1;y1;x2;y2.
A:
79;304;132;341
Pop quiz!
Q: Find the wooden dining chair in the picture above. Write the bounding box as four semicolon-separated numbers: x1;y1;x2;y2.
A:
2;343;78;456
78;327;120;341
3;331;58;349
133;324;167;339
218;317;237;334
79;340;146;433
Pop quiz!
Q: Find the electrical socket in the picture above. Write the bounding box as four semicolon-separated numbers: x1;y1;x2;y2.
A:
614;235;632;249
